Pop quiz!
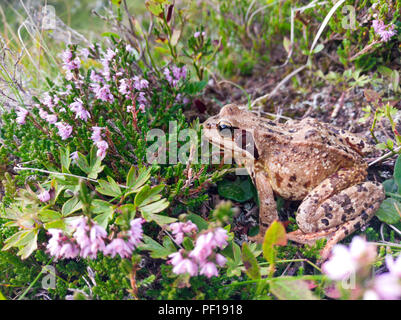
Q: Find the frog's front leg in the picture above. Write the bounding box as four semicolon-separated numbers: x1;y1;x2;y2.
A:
248;170;279;243
288;166;385;260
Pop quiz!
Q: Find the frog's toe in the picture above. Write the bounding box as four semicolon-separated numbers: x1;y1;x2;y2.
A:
287;229;335;246
247;233;264;244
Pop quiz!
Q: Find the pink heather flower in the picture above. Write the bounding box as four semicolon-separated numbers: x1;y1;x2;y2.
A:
80;48;90;59
38;189;51;202
91;126;104;142
55;122;73;140
168;251;184;266
385;255;401;278
70;99;90;121
42;92;54;111
372;19;397;42
72;217;107;259
75;107;91;122
128;218;144;247
119;79;130;95
61;49;73;63
194;31;201;38
46;114;58;124
215;253;227;267
322;236;377;281
199;261;219;278
169;221;198;244
95;140;108;159
172;66;186;81
104;238;133;258
104;48;116;61
39;108;49;120
47;229;64;258
370;273;401;300
163;68;173;84
172;257;198;276
70;151;78;161
47;229;80;260
90;71;103;83
133;76;149;90
91;83;114;102
16;107;28;124
59;242;80;259
211;228;228;248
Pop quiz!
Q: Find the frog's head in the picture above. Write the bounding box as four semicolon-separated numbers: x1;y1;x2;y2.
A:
202;104;259;160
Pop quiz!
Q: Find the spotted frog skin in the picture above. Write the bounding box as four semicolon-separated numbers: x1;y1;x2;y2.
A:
203;104;385;260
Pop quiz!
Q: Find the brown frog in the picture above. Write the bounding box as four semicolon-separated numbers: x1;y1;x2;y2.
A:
203;104;385;260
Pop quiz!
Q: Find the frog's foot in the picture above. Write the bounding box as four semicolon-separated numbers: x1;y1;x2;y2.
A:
287;228;335;246
248;233;265;244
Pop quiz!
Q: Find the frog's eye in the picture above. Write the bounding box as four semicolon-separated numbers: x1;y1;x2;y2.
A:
218;122;233;138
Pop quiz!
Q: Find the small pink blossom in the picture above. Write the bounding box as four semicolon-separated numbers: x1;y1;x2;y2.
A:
372;19;397;42
46;114;58;124
169;221;198;244
73;217;107;259
215;253;227;267
199;261;218;278
70;151;79;161
172;256;198;276
38;189;51;202
59;242;80;259
128;218;144;247
80;48;90;59
55;122;73;140
104;238;133;258
370;273;401;300
95;140;108;159
91;126;104;142
91;83;114;102
16;107;28;124
322;236;377;281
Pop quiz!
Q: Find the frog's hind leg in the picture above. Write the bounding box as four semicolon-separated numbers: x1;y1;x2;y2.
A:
288;171;384;261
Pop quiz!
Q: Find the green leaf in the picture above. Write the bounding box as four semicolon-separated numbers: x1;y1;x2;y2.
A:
96;177;122;197
270;279;318;300
76;152;90;174
262;221;287;265
92;199;114;229
0;290;6;300
383;179;398;194
313;44;324;54
17;230;38;260
139;198;169;214
217;178;254;203
183;81;207;95
376;198;401;225
44;219;66;230
145;1;163;16
141;210;176;226
59;147;71;173
394;156;401;194
241;242;261;280
138;235;175;259
62;197;83;216
39;209;62;222
127;167;151;192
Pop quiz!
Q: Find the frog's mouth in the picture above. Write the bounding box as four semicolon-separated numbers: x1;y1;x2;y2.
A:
202;119;259;161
